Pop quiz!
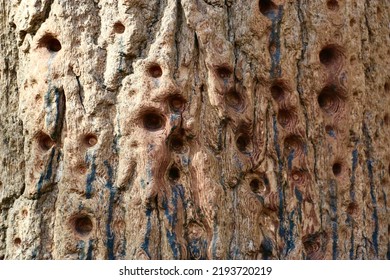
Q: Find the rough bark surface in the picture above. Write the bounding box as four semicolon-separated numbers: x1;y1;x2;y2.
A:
0;0;389;260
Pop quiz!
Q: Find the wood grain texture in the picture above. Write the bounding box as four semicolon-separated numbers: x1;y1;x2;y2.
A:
0;0;389;260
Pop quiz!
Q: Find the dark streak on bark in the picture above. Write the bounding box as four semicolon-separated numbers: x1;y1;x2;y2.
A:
296;0;309;139
75;75;86;113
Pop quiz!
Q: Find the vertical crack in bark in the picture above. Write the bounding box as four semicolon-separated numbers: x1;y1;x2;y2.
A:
295;0;309;139
363;0;373;42
155;195;162;259
145;0;163;55
75;75;86;113
22;0;54;40
174;0;182;74
362;116;379;258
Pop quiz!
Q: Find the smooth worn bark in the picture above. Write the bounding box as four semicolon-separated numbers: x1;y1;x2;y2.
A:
0;0;389;260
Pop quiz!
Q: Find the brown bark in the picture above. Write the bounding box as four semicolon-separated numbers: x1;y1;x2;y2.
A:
0;0;389;260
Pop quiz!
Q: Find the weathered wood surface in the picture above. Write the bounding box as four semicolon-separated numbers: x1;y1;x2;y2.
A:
0;0;389;260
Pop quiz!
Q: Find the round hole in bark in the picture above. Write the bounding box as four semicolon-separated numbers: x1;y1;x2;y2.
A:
148;63;163;78
170;136;184;152
327;0;339;11
284;135;305;158
250;179;260;193
39;34;62;52
270;84;285;102
37;132;55;151
168;166;180;181
277;108;297;129
83;134;98;147
236;134;251;153
0;255;4;260
318;85;345;115
142;111;165;131
169;95;185;112
215;65;232;79
332;162;342;176
113;22;125;34
225;88;243;110
73;216;93;236
14;238;21;246
302;232;327;260
259;0;277;17
319;46;342;67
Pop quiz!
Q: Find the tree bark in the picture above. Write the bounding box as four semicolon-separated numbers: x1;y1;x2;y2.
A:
0;0;389;260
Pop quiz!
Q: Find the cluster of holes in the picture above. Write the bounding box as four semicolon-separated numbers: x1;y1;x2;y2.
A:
83;134;98;147
148;63;163;78
271;82;299;132
168;166;180;182
37;132;55;151
259;0;277;17
225;88;244;110
39;34;62;52
318;85;346;115
113;21;125;34
72;215;93;236
326;0;339;11
284;135;305;158
318;44;349;180
142;111;165;131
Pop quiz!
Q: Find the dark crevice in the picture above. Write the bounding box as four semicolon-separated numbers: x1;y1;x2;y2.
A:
174;0;183;75
363;1;373;42
75;75;86;113
155;195;162;259
20;0;54;42
296;0;309;139
144;0;163;56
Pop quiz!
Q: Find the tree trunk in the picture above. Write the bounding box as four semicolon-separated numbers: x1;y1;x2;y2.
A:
0;0;389;260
